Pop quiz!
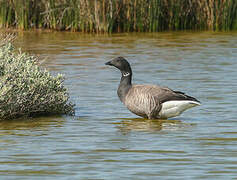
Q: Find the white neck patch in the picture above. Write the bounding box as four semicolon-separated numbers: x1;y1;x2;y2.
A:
122;72;130;77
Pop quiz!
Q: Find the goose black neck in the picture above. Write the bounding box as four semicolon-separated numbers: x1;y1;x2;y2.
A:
117;71;132;102
120;70;132;85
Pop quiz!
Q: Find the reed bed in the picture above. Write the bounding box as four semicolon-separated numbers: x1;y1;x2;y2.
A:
0;0;236;32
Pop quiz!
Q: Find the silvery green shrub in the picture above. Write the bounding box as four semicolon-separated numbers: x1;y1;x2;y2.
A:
0;35;74;120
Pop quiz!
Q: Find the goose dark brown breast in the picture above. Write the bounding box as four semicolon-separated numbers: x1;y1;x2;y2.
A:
105;57;201;119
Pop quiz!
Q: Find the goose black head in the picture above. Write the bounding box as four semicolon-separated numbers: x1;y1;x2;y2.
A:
105;57;132;77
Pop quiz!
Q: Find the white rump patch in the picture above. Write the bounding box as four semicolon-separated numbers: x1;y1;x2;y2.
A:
159;100;201;119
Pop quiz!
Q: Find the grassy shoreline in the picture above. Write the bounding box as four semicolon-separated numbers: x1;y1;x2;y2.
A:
0;0;236;33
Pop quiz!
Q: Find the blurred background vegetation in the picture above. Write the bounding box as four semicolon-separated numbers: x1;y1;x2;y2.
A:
0;0;236;33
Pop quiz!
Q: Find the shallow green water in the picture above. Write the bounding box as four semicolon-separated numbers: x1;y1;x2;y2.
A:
1;31;237;179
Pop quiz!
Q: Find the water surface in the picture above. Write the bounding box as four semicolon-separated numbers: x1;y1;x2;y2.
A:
1;31;237;179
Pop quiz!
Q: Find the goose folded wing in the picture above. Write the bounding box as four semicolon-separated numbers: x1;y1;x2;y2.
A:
124;85;161;116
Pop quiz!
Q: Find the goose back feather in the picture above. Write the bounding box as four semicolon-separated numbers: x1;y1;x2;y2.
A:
124;85;200;119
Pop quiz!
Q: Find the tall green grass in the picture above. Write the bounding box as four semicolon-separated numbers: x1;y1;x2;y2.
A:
0;0;236;32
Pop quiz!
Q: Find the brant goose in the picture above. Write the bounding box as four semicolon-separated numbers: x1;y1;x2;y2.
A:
105;57;201;119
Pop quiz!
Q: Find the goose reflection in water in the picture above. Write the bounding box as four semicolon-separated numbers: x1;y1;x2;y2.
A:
116;118;195;133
